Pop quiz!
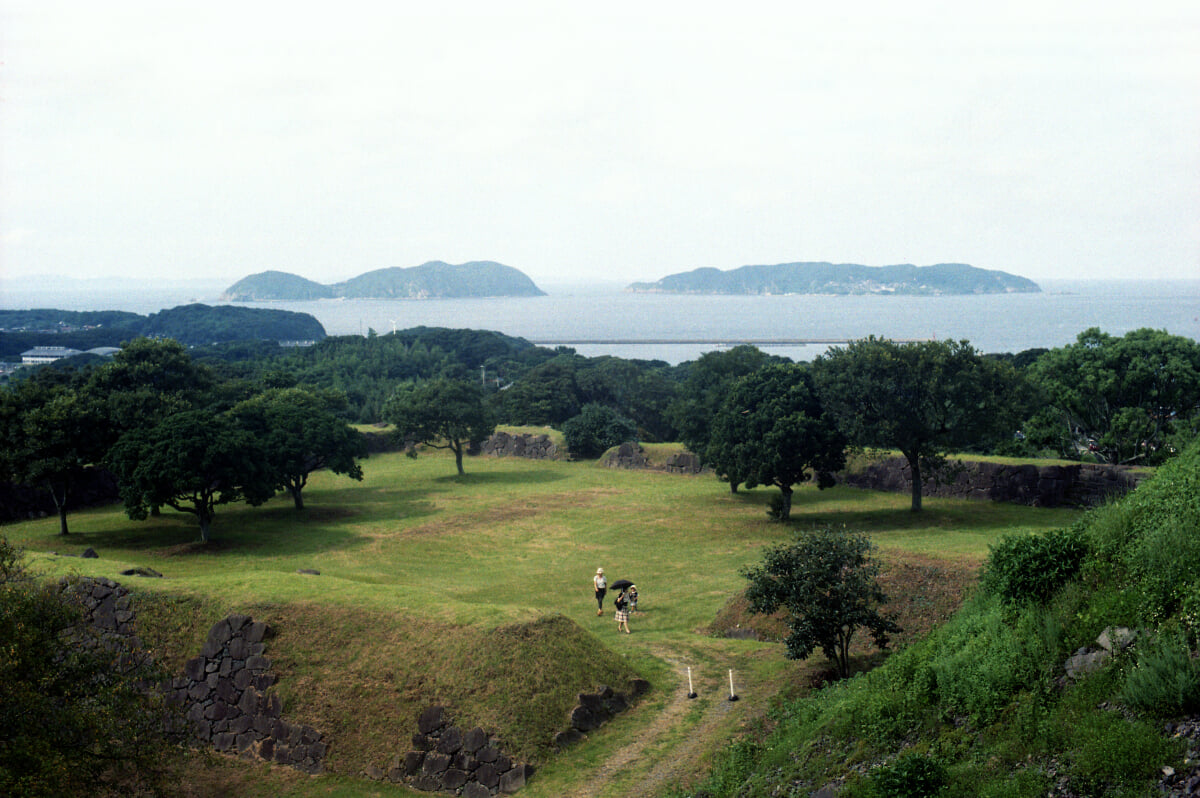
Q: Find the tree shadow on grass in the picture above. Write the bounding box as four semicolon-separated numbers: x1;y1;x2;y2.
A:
53;484;443;559
431;468;568;487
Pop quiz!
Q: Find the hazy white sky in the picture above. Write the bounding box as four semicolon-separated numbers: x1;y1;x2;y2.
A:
2;1;1198;288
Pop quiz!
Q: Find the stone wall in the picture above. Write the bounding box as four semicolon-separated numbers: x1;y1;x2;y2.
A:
482;431;559;460
554;681;650;748
365;705;532;796
840;456;1146;508
600;441;650;469
164;614;328;774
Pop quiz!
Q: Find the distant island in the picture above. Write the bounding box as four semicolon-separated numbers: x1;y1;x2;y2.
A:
627;262;1041;295
221;261;546;301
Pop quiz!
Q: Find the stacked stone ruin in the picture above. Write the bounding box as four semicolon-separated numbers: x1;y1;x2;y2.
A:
840;457;1145;508
367;705;533;796
663;451;706;474
60;576;329;775
600;441;651;469
58;576;146;670
164;613;327;773
554;681;650;748
482;431;559;460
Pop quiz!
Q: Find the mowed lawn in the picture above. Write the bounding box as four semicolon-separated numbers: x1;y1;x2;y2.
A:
2;448;1083;796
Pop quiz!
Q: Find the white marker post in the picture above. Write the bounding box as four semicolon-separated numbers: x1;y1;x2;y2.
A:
687;666;697;699
727;668;739;701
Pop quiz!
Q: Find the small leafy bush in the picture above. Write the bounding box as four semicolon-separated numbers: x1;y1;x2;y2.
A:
869;752;946;798
984;527;1088;605
1119;633;1200;716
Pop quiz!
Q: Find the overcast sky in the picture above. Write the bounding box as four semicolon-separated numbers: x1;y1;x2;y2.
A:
2;1;1198;289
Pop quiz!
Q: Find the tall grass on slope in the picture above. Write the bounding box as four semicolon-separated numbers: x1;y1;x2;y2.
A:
673;438;1200;798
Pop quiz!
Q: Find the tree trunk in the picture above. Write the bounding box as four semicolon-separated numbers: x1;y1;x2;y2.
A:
836;626;854;678
198;513;213;544
47;485;70;535
779;485;793;521
290;486;305;510
906;451;923;512
453;440;465;475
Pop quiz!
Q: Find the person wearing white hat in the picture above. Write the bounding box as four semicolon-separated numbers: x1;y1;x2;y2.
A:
593;568;607;616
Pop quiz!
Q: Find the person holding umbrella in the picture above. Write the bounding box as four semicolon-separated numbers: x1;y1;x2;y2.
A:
614;588;631;634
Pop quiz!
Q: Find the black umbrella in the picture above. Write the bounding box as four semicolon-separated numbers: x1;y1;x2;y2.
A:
610;579;635;591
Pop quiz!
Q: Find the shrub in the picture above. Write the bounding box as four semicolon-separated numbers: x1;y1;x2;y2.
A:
1119;633;1200;716
0;537;174;797
1065;710;1182;797
561;403;637;459
984;526;1088;605
743;526;899;678
869;752;946;798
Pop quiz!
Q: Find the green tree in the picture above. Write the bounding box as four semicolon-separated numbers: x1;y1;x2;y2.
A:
105;408;275;542
231;387;367;510
494;356;584;426
665;345;778;471
742;526;899;678
706;363;846;520
562;403;638;458
86;337;214;444
384;378;495;475
0;374;108;535
1027;327;1200;464
812;337;1019;512
0;537;173;796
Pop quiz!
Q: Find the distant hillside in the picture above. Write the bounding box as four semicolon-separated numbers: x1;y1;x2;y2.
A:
140;304;326;344
627;262;1041;295
0;304;325;359
222;261;546;301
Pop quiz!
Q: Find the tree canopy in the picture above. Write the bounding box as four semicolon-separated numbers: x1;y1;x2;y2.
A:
562;402;638;458
1025;327;1200;465
707;363;846;520
0;373;108;535
384;378;495;475
743;526;899;679
813;337;1020;511
665;345;779;466
230;387;366;509
105;408;275;542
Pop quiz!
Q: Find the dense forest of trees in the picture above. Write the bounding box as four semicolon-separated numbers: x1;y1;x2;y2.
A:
2;324;1199;536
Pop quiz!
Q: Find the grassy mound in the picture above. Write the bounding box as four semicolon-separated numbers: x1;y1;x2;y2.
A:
131;590;640;772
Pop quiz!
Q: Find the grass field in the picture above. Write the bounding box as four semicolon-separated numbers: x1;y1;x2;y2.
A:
2;444;1084;797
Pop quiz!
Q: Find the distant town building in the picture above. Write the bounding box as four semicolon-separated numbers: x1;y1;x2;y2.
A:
21;346;84;364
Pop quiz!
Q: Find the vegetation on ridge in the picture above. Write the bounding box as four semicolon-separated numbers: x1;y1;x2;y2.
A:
675;437;1200;798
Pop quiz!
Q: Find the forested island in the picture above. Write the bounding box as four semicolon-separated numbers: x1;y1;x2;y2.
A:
0;304;325;358
221;261;546;301
627;261;1041;295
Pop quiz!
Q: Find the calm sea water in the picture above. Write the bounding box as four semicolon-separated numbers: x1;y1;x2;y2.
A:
4;278;1198;365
